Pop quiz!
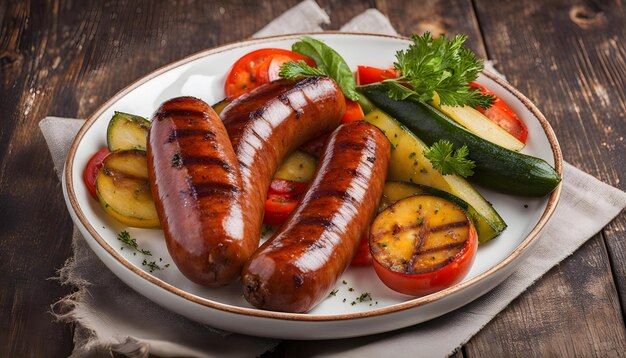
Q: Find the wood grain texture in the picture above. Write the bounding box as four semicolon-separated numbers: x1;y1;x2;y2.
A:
1;0;624;357
468;0;626;356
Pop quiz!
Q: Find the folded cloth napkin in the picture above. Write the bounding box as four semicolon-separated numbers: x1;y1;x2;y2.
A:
42;1;626;357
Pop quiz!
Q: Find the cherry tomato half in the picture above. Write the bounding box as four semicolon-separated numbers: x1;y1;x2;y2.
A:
268;178;308;197
469;82;528;143
224;49;316;98
83;147;110;199
263;179;309;226
356;65;400;85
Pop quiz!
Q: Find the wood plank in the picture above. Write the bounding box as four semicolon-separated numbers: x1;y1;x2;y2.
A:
375;0;487;58
0;0;303;356
468;0;626;355
467;236;626;356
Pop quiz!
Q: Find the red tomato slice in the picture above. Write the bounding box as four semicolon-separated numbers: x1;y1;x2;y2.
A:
350;235;372;266
356;65;399;85
341;99;365;123
263;194;300;227
264;179;309;226
469;82;528;143
268;178;308;197
224;49;316;98
83;147;110;199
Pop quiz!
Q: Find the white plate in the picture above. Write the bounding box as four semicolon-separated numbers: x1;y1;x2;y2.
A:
63;33;562;339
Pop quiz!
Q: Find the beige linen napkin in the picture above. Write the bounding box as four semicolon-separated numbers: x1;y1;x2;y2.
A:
42;1;626;357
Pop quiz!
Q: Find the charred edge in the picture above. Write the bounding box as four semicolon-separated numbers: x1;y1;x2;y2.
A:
430;221;469;233
293;274;304;288
298;216;334;228
182;156;232;172
171;153;183;168
292;75;324;91
366;156;376;163
308;189;355;202
343;168;366;180
335;140;366;152
155;109;208;120
189;182;239;199
250;107;266;120
277;92;305;119
415;241;466;256
167;129;216;143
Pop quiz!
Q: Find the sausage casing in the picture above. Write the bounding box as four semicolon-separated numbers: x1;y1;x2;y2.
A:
242;121;391;313
220;76;346;255
147;96;253;286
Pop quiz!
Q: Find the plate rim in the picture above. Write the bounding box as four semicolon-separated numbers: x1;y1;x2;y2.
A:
63;32;563;322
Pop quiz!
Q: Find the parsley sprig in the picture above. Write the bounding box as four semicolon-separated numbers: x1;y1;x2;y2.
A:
424;140;475;177
384;32;494;109
279;60;325;79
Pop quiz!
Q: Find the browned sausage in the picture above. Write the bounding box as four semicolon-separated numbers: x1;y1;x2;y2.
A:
147;96;255;287
241;121;391;313
220;76;346;257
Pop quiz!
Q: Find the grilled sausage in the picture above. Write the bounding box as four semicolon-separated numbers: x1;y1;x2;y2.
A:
241;121;391;313
220;76;346;256
147;96;254;286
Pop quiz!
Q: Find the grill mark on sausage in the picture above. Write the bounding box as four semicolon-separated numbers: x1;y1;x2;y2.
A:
167;128;216;143
335;140;366;152
181;156;232;171
297;216;334;228
155;109;208;120
188;182;239;199
308;189;355;202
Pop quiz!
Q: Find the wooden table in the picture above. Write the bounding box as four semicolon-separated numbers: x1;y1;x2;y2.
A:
1;0;624;356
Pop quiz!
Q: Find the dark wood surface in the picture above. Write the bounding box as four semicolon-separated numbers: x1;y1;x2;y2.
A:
1;0;624;356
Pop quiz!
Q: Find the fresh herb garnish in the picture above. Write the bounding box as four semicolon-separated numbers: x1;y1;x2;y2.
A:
357;292;372;302
383;32;494;109
142;259;164;273
329;289;339;296
117;230;152;255
117;230;169;272
280;36;359;101
424;140;475;177
279;60;325;78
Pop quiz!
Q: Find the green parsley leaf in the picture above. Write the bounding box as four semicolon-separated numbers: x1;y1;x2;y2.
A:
385;32;494;109
278;60;326;79
286;36;359;101
424;140;475;177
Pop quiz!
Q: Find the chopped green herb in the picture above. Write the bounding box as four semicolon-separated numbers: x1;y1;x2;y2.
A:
142;259;163;273
329;289;339;297
357;292;372;302
348;287;354;292
351;301;356;306
342;280;347;285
